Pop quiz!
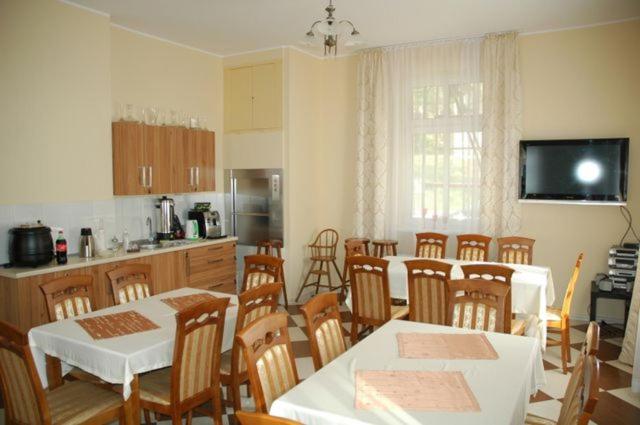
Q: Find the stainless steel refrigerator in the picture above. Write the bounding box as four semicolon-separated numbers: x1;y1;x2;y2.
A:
224;169;284;284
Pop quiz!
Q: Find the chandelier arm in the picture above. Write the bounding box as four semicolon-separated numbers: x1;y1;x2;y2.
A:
338;19;357;31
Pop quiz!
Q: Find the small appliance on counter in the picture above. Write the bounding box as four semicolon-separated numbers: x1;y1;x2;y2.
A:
155;196;175;240
9;221;54;267
185;220;199;240
188;202;223;239
79;228;95;258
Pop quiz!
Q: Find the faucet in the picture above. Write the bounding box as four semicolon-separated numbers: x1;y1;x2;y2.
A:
146;217;154;241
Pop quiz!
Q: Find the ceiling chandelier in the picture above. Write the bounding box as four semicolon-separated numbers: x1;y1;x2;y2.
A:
304;0;362;56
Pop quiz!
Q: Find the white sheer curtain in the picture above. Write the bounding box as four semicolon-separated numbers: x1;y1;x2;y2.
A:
355;33;521;246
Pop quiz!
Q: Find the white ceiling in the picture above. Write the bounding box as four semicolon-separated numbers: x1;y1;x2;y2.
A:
66;0;640;57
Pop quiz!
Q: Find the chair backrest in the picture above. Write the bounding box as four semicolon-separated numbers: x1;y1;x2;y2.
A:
171;297;229;408
456;234;492;261
256;240;284;258
447;279;510;333
300;293;347;371
497;236;535;265
461;264;515;331
242;255;284;291
404;259;452;324
236;312;299;413
583;321;600;356
557;354;600;425
310;228;339;258
344;239;367;259
0;320;49;424
560;253;584;319
39;275;95;322
106;263;153;305
235;411;303;425
415;232;448;259
344;237;370;255
231;283;282;377
347;255;392;326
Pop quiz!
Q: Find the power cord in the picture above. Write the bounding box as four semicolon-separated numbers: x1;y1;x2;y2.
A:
618;206;640;245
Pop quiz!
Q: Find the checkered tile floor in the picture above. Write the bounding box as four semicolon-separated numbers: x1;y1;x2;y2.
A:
1;305;638;425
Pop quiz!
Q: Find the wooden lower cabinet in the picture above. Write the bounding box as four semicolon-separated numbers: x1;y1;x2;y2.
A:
0;241;236;331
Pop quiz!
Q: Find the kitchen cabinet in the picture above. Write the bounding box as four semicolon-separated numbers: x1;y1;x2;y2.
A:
112;122;146;195
112;122;215;195
180;129;216;193
224;61;282;133
0;240;236;331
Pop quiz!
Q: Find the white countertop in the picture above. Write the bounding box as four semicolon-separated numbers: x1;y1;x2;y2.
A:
0;236;238;279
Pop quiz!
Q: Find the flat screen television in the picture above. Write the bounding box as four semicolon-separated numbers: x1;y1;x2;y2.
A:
519;138;629;204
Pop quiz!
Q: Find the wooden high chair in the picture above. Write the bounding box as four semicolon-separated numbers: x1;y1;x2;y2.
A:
294;229;345;302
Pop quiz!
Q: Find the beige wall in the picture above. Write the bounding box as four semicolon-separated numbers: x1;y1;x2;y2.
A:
111;26;224;191
0;0;112;204
519;20;640;320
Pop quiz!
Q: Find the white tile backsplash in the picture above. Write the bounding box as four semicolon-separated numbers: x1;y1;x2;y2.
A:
0;192;225;265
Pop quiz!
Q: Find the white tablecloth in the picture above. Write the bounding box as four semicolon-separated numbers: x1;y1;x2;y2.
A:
28;287;238;399
347;256;555;346
271;320;545;425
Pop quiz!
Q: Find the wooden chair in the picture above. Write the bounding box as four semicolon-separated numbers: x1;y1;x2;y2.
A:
498;236;535;265
106;263;153;305
347;255;409;344
525;353;600;425
372;239;398;257
242;254;284;293
344;237;371;255
404;259;452;324
0;319;124;425
446;279;510;333
235;312;299;414
415;232;448;259
547;253;584;373
256;239;289;308
39;275;107;385
300;293;347;371
341;239;368;298
460;264;525;336
456;234;492;261
221;283;282;411
295;229;345;302
235;411;302;425
39;275;95;321
139;296;229;425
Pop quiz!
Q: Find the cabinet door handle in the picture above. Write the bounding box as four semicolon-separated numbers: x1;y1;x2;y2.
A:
195;166;200;188
208;246;223;251
208;258;223;264
139;166;146;188
148;166;153;188
189;167;194;187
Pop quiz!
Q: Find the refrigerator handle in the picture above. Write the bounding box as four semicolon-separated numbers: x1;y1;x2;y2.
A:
231;176;238;237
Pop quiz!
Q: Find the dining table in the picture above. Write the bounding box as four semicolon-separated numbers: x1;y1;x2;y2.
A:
28;286;238;425
270;319;546;425
346;255;556;347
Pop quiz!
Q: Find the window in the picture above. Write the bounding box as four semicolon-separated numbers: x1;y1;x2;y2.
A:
409;82;483;232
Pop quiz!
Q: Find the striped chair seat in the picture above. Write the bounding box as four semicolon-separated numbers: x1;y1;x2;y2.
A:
46;380;122;425
524;413;556;424
391;305;409;320
139;367;172;406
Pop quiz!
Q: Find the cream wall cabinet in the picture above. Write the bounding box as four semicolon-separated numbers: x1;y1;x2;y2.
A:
224;61;282;132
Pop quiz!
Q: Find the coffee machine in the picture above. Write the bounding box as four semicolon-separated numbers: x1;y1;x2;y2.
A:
188;203;222;239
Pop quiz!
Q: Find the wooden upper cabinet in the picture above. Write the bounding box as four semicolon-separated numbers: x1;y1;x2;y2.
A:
224;61;282;133
112;122;215;195
112;122;146;195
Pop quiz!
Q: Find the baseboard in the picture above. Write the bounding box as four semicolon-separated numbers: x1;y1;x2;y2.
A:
571;313;624;325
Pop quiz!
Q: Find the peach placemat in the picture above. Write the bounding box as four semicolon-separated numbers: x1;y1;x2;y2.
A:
397;333;498;360
161;293;236;311
355;370;480;412
76;311;159;340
